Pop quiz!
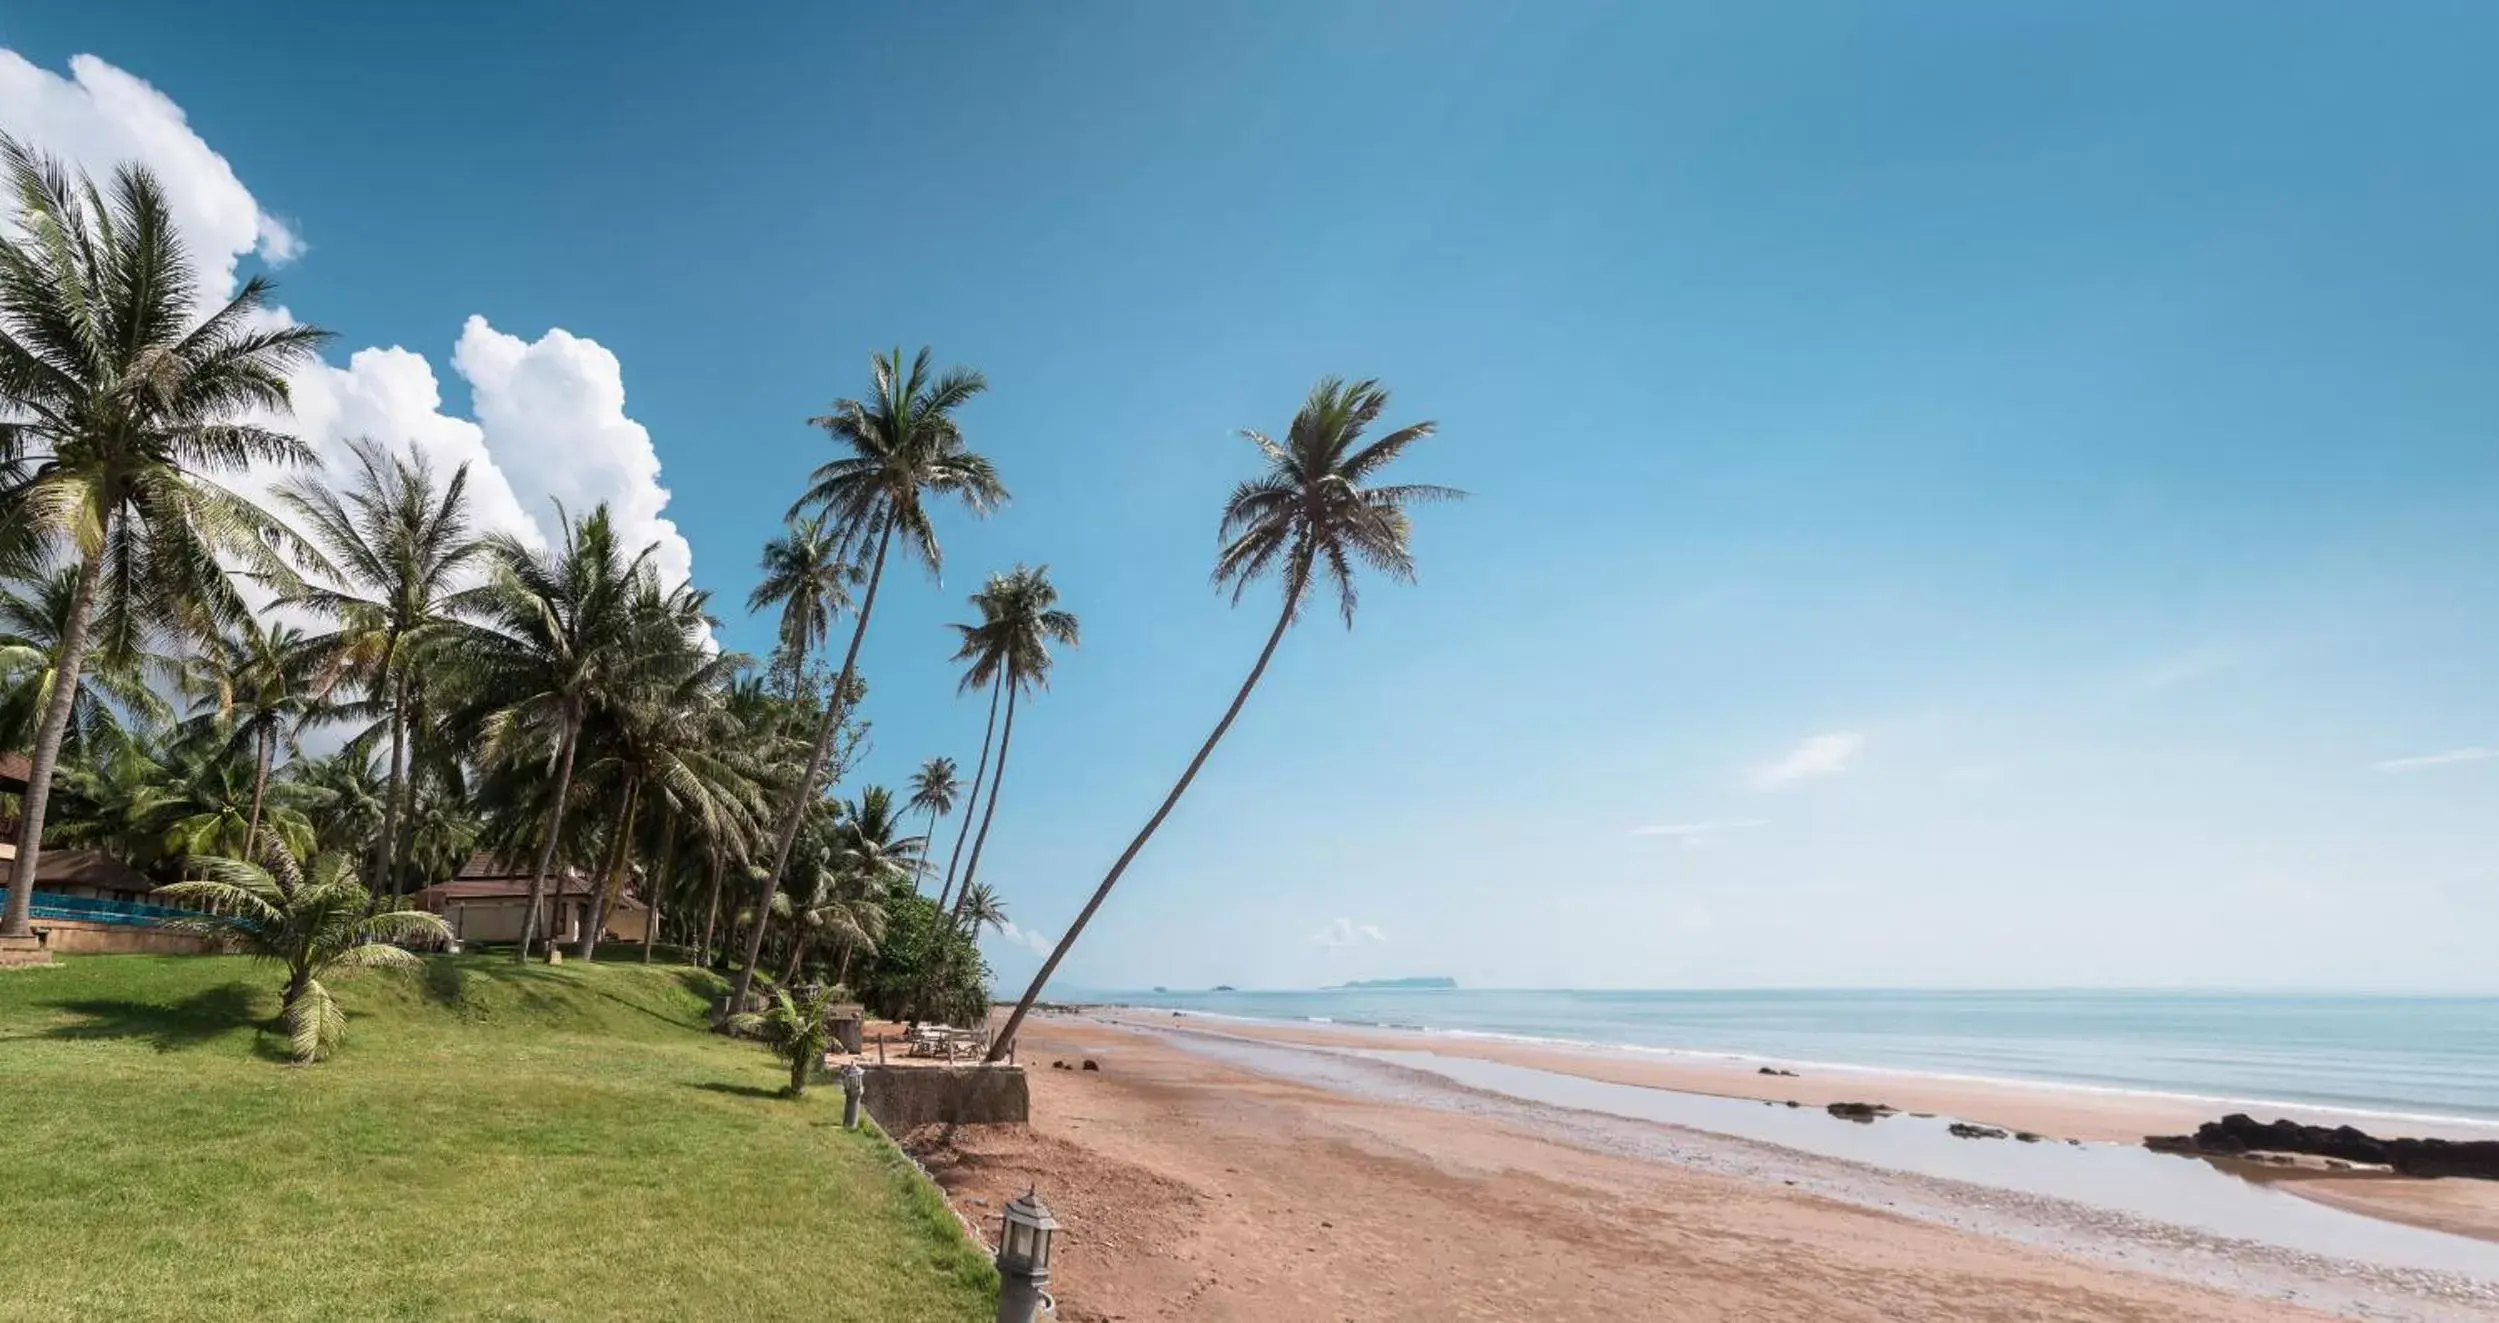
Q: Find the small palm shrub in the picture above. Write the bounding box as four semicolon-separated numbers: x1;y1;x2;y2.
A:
160;851;451;1062
726;981;846;1098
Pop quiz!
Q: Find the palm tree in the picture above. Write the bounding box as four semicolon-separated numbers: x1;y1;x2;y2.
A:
278;438;483;897
154;742;316;867
160;851;450;1062
903;755;958;892
944;566;1077;923
724;982;845;1098
444;504;655;961
989;378;1459;1061
935;679;1001;910
954;879;1009;938
0;138;331;938
729;347;1004;1013
281;751;388;860
0;564;170;759
179;617;327;859
747;514;851;696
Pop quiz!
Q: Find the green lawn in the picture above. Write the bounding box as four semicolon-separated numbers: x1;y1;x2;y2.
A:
0;953;995;1322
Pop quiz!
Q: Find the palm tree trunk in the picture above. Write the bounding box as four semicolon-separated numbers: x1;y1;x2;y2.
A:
643;807;677;964
917;806;942;895
516;711;580;963
699;849;726;966
243;727;272;861
578;778;639;962
936;678;1001;914
4;540;107;938
781;927;812;984
836;940;855;989
377;668;409;896
988;594;1297;1063
729;521;894;1013
951;683;1017;921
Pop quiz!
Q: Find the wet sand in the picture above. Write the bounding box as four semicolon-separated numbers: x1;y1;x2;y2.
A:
1098;1006;2499;1245
911;1017;2499;1322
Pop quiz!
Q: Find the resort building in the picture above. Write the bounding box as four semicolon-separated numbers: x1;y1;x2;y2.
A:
414;854;651;947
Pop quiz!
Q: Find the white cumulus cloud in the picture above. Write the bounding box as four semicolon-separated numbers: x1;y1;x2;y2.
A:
1630;818;1767;845
1309;918;1386;948
993;921;1052;957
0;50;700;600
2371;747;2494;774
1748;731;1865;790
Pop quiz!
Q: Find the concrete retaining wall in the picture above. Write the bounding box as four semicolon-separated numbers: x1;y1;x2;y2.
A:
40;920;218;956
860;1064;1029;1132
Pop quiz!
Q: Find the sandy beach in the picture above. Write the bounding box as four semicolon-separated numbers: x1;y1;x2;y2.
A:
903;1014;2499;1321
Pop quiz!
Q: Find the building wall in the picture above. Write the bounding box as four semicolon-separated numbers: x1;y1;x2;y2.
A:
440;897;646;945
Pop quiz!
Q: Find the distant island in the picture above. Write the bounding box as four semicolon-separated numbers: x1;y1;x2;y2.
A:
1330;977;1457;990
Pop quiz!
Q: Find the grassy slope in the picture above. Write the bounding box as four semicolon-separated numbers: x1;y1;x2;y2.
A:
0;954;994;1322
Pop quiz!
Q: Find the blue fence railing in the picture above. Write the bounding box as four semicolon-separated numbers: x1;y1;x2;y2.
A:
0;888;194;928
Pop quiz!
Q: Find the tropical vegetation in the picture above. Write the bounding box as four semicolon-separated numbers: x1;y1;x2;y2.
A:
0;137;1456;1077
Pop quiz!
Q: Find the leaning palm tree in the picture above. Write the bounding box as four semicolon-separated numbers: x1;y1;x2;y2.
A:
278;438;483;896
729;347;1005;1013
903;756;958;892
724;981;845;1098
936;675;1002;907
989;378;1459;1060
442;504;655;961
0;563;171;759
748;514;851;697
0;137;331;938
944;566;1077;921
159;851;450;1062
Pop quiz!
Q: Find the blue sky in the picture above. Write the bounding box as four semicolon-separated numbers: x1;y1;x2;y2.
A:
6;2;2496;991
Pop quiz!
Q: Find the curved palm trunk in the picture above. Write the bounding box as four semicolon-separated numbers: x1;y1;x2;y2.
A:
951;683;1018;921
516;711;581;963
578;777;639;962
936;679;1002;914
989;596;1296;1063
729;521;893;1013
643;807;677;964
699;849;726;966
916;806;942;895
781;926;812;984
4;542;107;938
243;728;272;860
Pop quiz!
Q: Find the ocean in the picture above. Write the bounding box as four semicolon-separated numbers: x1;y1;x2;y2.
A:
1095;987;2499;1127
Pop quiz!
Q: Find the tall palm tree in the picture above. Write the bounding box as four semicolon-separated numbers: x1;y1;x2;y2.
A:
747;514;851;697
989;378;1459;1061
179;617;326;859
444;504;655;961
278;438;483;896
0;138;330;938
729;347;1004;1012
904;755;958;892
0;564;170;759
936;679;1001;910
281;750;388;860
945;565;1077;922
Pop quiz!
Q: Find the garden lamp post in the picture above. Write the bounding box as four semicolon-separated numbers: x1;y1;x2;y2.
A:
994;1187;1059;1323
839;1062;866;1129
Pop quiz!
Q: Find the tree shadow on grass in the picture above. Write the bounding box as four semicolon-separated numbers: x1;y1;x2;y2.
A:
689;1081;788;1101
41;981;264;1053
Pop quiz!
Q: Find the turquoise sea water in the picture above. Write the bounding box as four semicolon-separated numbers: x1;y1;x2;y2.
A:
1096;988;2499;1126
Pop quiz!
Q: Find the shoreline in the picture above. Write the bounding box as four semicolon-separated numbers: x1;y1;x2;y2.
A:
929;1014;2499;1321
1084;1006;2499;1248
1089;1004;2499;1143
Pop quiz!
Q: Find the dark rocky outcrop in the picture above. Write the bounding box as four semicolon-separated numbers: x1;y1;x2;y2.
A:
1827;1101;1895;1123
1758;1067;1799;1078
2144;1113;2499;1180
1949;1123;2009;1140
1081;1059;1101;1072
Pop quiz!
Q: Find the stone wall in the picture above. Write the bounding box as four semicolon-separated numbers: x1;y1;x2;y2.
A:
860;1064;1029;1132
39;920;218;956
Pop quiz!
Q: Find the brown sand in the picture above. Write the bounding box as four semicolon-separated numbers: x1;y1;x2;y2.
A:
1092;1008;2499;1244
908;1018;2344;1322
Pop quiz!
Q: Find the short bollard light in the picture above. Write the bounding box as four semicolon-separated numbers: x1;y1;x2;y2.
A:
993;1187;1059;1323
839;1062;866;1130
